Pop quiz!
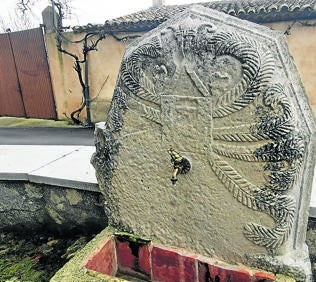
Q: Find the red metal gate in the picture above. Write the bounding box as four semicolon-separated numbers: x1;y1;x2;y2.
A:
0;33;25;117
0;28;57;119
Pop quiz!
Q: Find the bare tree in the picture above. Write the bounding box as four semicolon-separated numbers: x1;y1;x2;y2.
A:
15;0;138;126
17;0;72;16
14;0;72;31
0;5;37;32
54;1;105;125
53;1;139;126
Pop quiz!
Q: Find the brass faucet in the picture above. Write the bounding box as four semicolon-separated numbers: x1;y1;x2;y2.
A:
168;148;191;186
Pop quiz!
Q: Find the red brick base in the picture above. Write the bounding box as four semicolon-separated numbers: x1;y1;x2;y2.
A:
83;234;275;282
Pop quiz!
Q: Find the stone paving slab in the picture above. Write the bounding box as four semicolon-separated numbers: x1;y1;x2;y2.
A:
0;145;81;180
0;145;98;192
29;146;98;192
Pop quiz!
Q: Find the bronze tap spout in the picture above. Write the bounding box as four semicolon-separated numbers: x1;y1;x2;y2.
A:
171;166;180;186
168;148;191;186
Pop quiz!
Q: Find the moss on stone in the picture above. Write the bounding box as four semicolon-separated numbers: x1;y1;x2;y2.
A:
66;189;83;205
50;190;63;205
0;257;47;282
46;207;64;225
114;232;151;245
275;274;296;281
24;183;43;199
0;117;72;127
50;227;119;282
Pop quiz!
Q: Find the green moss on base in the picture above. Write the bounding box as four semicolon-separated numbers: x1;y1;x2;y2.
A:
50;227;117;282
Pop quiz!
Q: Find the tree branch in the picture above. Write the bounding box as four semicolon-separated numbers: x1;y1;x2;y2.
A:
54;0;106;126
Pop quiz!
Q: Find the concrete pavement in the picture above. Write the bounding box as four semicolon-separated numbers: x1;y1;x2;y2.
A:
0;145;98;192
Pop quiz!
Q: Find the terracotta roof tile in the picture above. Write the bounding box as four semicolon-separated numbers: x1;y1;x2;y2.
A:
73;0;316;33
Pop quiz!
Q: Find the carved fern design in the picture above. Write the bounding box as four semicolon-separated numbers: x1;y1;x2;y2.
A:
121;39;161;96
210;156;258;209
108;37;162;131
210;86;303;250
113;87;128;110
210;155;296;250
254;135;305;163
140;102;162;125
256;84;294;139
244;190;295;249
265;164;299;192
213;132;266;142
254;84;306;193
138;72;160;105
210;32;275;118
120;62;139;94
213;124;268;142
212;143;260;162
109;102;124;132
206;32;303;250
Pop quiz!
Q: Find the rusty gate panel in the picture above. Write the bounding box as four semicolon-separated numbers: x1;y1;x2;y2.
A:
9;28;57;119
0;33;25;117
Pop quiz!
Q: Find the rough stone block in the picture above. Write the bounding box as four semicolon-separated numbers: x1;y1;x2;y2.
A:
92;4;316;281
0;180;106;234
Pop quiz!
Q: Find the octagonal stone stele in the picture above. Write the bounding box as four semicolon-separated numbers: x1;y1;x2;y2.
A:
92;5;316;281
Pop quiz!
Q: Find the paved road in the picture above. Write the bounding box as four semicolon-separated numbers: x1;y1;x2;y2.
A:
0;127;94;146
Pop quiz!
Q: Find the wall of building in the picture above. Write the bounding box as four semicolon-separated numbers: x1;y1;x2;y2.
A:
45;20;316;122
45;32;141;122
266;20;316;118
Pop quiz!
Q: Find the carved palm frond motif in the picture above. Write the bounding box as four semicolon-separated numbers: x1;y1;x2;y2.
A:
209;155;258;210
106;23;305;252
210;32;275;118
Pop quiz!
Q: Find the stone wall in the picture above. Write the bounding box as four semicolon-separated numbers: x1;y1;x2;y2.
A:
0;180;106;234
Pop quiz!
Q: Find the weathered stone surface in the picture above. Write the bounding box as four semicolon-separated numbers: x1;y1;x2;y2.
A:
92;5;315;281
0;180;106;234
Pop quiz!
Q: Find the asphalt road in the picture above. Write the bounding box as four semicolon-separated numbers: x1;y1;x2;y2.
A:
0;127;94;146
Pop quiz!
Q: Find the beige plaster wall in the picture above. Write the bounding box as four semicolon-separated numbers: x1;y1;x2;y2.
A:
45;32;142;122
265;20;316;118
46;21;316;122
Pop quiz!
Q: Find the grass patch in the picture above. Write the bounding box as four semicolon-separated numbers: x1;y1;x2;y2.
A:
0;232;91;282
0;257;47;281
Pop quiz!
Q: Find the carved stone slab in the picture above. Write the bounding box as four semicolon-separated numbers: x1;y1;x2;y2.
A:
92;6;315;281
